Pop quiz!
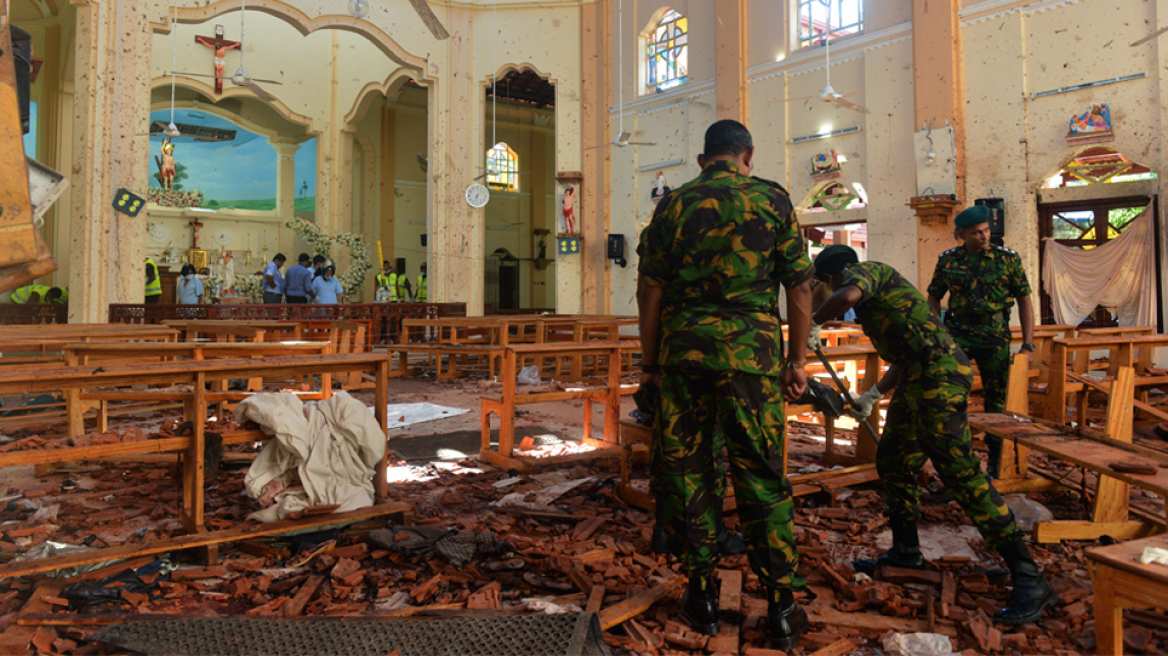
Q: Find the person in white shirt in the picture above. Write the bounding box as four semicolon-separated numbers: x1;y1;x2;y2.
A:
312;265;344;304
263;254;286;303
177;264;204;304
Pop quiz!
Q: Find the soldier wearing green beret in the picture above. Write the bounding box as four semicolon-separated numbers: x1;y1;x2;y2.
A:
811;245;1057;626
926;205;1035;478
637;119;813;649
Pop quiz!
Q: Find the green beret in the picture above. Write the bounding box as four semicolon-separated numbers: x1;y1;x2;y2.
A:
814;245;859;278
954;205;991;229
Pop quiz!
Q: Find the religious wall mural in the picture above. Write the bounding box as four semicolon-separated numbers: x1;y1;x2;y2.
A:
146;109;316;212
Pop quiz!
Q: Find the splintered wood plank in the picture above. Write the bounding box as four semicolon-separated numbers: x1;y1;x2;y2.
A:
0;502;411;579
598;576;683;630
0;579;66;655
807;607;956;636
282;575;325;617
585;586;605;613
810;638;859;656
1034;520;1164;544
715;569;742;615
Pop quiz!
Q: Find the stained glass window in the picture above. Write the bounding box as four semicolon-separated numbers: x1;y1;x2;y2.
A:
798;0;862;49
486;142;519;192
647;9;688;92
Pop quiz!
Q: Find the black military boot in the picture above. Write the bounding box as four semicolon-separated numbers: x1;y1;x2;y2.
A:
682;572;720;636
994;537;1058;624
986;437;1003;480
853;517;927;575
767;588;808;650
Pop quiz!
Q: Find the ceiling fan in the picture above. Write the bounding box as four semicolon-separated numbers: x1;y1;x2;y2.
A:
587;0;656;150
771;0;867;114
171;0;281;102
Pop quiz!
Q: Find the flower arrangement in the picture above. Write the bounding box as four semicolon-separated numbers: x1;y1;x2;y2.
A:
284;218;372;297
148;188;203;208
205;273;263;301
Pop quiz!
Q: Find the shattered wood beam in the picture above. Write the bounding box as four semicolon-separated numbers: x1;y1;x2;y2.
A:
0;580;66;656
0;502;411;579
806;607;958;637
1067;371;1168;423
598;576;684;630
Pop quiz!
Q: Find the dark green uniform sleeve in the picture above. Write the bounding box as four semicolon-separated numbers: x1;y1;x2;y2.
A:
767;190;813;289
1005;253;1032;298
637;198;676;289
926;256;949;299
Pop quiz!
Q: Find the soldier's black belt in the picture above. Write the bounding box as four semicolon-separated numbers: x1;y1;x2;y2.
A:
946;311;1006;326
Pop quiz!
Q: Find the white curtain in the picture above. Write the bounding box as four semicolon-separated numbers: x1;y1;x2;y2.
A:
1042;201;1158;327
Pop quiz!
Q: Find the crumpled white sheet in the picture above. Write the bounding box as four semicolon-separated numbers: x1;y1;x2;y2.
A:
1140;546;1168;565
238;392;386;523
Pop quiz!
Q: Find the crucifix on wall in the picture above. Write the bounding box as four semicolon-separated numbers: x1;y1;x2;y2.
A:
194;25;240;94
188;217;205;249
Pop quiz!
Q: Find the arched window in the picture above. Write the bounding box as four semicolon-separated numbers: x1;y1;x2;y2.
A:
647;9;688;92
486;142;519;192
798;0;863;49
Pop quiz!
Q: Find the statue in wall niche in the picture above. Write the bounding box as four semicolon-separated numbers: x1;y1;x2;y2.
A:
158;139;177;190
163;243;182;265
219;246;236;292
651;171;671;204
562;186;577;234
811;149;842;177
1068;104;1112;136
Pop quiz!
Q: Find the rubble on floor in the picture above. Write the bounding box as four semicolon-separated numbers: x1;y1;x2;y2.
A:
0;381;1164;656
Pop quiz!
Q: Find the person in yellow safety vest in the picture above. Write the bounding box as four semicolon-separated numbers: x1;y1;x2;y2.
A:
397;264;412;302
145;257;163;304
416;263;428;302
11;285;63;304
375;261;398;303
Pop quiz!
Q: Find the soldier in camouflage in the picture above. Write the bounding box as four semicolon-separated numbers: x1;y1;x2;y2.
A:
637;120;813;650
926;205;1036;478
810;245;1056;625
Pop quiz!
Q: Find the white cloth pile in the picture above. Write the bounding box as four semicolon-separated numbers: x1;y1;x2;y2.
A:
236;392;386;523
1042;202;1158;327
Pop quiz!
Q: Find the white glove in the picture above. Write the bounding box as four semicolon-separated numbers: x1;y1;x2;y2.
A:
807;323;824;351
847;386;883;420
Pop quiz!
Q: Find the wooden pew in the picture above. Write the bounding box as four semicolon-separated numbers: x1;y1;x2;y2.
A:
973;367;1168;543
479;341;639;473
1042;334;1168;424
0;353;393;545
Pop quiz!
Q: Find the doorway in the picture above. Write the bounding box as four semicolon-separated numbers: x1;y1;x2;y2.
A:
1037;195;1162;329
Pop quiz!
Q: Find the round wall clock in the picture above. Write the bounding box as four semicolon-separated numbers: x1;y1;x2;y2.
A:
465;183;490;208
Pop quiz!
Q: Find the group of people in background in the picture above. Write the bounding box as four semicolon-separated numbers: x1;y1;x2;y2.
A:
257;254;427;305
262;253;342;304
374;261;427;303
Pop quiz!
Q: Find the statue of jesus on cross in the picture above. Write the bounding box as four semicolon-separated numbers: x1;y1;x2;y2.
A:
194;25;240;95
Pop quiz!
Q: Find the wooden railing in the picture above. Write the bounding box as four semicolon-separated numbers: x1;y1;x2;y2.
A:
0;304;68;325
107;302;466;345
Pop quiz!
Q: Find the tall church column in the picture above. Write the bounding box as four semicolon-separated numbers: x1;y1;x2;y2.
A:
68;0;151;323
273;140;299;219
912;0;964;284
428;6;484;314
577;0;610;314
714;0;748;123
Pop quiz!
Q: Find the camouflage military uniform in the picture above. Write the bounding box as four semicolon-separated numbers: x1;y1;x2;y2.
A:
844;262;1021;548
637;160;813;589
927;245;1032;416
